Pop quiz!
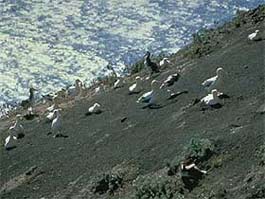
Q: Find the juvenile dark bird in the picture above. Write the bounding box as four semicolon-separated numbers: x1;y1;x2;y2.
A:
144;51;160;75
21;87;38;109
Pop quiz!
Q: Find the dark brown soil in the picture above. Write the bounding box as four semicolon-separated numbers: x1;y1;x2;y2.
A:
0;5;264;199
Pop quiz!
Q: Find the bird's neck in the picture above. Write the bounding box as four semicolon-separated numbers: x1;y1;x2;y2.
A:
14;120;21;127
212;94;218;99
56;113;60;119
29;91;34;101
145;55;151;63
217;72;223;78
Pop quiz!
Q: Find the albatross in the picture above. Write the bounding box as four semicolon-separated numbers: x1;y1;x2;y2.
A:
159;58;171;67
200;89;222;106
50;109;62;136
248;30;259;40
129;76;142;94
201;67;225;91
113;79;123;89
86;103;102;115
137;80;160;106
4;135;17;150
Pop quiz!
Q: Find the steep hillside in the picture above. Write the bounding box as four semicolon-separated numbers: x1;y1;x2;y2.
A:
0;5;264;199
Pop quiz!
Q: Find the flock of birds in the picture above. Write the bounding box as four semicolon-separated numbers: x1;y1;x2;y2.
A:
2;29;260;150
3;52;226;150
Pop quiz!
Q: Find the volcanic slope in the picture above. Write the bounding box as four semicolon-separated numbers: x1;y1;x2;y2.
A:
0;5;265;199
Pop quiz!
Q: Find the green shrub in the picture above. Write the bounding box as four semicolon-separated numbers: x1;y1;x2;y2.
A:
185;138;215;161
133;174;184;199
167;138;215;174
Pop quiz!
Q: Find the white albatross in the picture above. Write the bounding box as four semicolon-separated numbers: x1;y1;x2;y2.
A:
113;79;123;89
248;30;259;40
137;80;160;105
201;67;225;91
51;109;62;135
159;58;171;67
87;103;102;115
4;135;17;150
129;76;142;94
200;89;221;106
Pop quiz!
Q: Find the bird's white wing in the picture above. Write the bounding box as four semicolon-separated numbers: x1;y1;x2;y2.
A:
114;80;120;88
202;76;217;87
248;33;256;40
137;91;153;103
88;105;94;113
201;94;212;104
129;83;136;92
4;135;11;146
47;111;55;120
51;118;61;131
165;75;173;83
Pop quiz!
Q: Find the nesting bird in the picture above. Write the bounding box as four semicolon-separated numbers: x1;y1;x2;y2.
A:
129;76;142;94
113;79;123;89
160;73;180;89
137;80;160;106
4;135;17;150
144;51;160;75
86;103;102;115
200;89;222;107
201;67;225;91
159;58;171;67
248;30;259;41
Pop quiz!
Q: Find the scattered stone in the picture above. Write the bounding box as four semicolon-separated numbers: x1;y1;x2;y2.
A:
53;133;68;138
120;117;127;123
